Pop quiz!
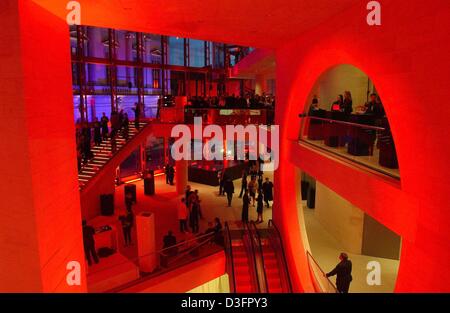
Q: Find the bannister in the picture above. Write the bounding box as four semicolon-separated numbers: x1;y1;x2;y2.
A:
102;231;221;292
224;222;237;293
267;219;293;292
299;114;400;179
243;222;262;293
248;221;269;293
306;251;338;293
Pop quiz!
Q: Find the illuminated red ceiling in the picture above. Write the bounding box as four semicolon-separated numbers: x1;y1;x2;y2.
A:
33;0;357;48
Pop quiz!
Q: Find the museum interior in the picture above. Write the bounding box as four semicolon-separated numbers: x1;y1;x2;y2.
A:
0;0;449;293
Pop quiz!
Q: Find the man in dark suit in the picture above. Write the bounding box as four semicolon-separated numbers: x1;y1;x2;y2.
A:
163;230;177;256
326;252;353;293
224;178;235;207
82;220;99;266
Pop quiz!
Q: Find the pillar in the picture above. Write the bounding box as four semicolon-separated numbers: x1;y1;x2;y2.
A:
0;1;86;292
175;160;188;195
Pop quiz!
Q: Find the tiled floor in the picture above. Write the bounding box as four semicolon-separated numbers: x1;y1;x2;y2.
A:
302;203;400;293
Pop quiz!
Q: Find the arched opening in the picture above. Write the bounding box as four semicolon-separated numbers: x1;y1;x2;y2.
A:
299;64;400;180
297;64;402;292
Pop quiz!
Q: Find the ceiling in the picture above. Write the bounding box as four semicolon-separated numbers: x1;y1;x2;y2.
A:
34;0;358;48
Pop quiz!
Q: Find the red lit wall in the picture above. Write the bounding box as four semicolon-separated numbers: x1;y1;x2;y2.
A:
6;0;448;292
273;0;450;292
0;1;86;292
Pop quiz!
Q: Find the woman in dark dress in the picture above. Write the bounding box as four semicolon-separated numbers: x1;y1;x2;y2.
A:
256;192;264;223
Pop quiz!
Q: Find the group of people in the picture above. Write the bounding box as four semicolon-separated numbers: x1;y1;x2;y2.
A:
218;165;274;224
309;92;385;119
177;186;203;234
187;93;275;109
76;102;143;172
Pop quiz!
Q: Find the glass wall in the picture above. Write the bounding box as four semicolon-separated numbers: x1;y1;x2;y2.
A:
190;39;205;67
120;148;141;178
168;37;184;66
145;136;165;171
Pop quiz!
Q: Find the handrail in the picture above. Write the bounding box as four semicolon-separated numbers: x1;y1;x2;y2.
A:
243;222;261;293
93;231;216;278
224;222;236;293
306;251;338;293
248;221;269;293
303;116;385;131
106;232;220;292
267;219;293;292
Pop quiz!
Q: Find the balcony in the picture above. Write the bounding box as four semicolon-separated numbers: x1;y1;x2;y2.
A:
299;112;400;180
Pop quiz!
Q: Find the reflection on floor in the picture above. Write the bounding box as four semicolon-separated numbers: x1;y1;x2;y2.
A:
86;171;274;290
301;139;400;179
302;202;399;293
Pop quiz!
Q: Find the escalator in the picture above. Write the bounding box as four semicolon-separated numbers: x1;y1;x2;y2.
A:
224;220;292;293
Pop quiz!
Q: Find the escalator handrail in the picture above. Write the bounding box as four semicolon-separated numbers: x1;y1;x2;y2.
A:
267;219;293;292
224;222;237;293
248;221;269;293
243;222;261;293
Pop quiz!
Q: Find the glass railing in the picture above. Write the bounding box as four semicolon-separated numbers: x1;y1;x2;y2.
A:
299;113;399;180
306;251;338;293
89;231;223;292
267;220;293;292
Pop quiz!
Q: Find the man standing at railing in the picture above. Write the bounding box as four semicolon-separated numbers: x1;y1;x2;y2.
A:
326;252;353;293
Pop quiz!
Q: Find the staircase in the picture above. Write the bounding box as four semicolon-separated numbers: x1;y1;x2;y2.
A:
231;240;257;293
78;121;148;189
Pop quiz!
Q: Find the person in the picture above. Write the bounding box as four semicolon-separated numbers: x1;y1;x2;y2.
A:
118;109;124;132
132;102;141;129
257;175;263;193
122;113;129;140
309;95;320;115
331;95;343;111
100;112;109;139
189;192;200;233
262;177;274;208
365;93;385;118
165;163;171;184
343;91;353;115
247;177;258;206
119;207;134;247
177;198;188;233
223;177;234;207
163;230;177;256
242;190;250;223
238;170;248;198
218;170;225;196
82;220;99;266
185;185;193;208
256;191;264;223
93;117;102;146
326;252;353;293
168;164;175;185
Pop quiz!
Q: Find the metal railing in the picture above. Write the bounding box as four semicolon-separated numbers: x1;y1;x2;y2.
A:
243;222;262;293
102;231;222;292
224;222;236;293
306;251;338;293
299;114;400;179
248;221;269;293
267;219;293;292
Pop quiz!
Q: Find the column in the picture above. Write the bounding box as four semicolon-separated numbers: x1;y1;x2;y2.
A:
175;160;188;195
0;1;86;292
